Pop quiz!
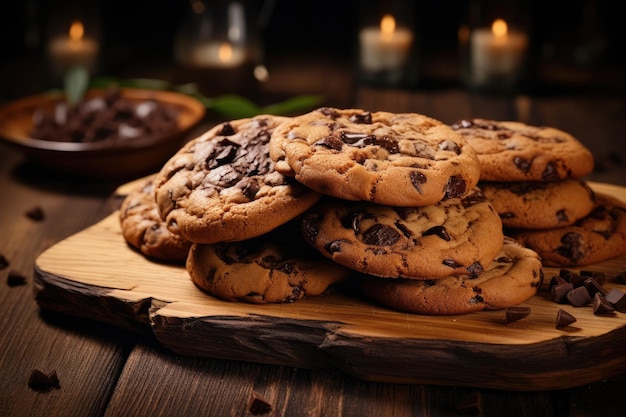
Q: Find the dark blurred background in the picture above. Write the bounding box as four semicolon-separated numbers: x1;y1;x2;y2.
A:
1;0;625;102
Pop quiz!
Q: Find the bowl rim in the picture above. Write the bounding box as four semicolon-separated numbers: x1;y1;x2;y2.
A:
0;87;206;153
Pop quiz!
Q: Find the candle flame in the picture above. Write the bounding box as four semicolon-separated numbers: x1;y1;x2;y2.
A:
491;19;508;39
218;42;233;63
380;14;396;39
69;21;85;41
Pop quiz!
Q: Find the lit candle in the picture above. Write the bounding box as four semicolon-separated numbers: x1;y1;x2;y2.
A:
188;41;247;69
48;20;99;78
359;15;414;73
469;19;528;86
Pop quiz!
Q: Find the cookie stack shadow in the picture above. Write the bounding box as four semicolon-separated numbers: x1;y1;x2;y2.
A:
118;109;626;316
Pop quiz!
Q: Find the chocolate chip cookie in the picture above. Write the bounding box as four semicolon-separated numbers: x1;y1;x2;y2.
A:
450;118;594;181
360;237;543;315
154;115;321;244
269;107;481;207
481;179;596;229
187;221;351;303
300;187;504;279
509;193;626;267
119;177;192;262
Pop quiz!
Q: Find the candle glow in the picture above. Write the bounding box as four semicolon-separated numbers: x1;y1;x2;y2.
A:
359;14;414;73
48;20;99;78
69;21;84;41
469;18;528;87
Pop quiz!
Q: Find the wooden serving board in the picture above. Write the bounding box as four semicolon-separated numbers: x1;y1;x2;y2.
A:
33;182;626;391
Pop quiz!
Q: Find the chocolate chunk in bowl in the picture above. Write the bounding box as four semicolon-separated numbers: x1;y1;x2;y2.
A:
0;88;205;179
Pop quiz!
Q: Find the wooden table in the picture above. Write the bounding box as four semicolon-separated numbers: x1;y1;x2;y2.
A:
2;84;626;417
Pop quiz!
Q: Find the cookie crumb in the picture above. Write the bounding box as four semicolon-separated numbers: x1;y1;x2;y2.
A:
248;391;272;415
7;270;27;287
555;309;577;329
505;306;530;324
28;369;61;392
25;206;45;221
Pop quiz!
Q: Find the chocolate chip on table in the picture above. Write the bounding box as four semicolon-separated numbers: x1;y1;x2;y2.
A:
505;306;531;324
580;270;606;286
25;206;45;221
616;270;626;284
583;277;607;297
555;309;577;329
593;293;616;315
7;270;27;287
551;282;574;304
566;286;592;307
248;391;272;415
0;254;8;270
548;275;568;290
605;288;626;312
28;369;60;392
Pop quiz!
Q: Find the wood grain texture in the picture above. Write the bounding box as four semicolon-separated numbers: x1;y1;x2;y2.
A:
33;182;626;391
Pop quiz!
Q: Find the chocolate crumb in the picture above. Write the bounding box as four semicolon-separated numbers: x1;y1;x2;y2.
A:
455;391;483;415
0;254;8;270
7;270;27;287
555;309;577;329
566;286;592;307
28;369;61;392
615;270;626;284
593;293;616;316
25;206;45;221
505;306;531;324
248;391;272;415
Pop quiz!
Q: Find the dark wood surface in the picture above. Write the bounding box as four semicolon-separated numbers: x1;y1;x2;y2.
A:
2;71;626;416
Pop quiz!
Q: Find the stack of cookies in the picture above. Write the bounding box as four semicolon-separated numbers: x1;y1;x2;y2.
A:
451;119;626;267
117;107;546;315
269;108;542;314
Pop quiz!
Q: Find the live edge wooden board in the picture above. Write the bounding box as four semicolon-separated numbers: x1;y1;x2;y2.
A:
33;181;626;391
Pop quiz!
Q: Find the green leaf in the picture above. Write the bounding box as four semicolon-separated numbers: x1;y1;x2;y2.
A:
63;66;89;106
203;94;262;119
260;94;325;115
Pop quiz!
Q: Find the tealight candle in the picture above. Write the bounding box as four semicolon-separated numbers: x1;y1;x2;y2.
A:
359;14;414;73
48;20;99;78
188;41;247;69
469;18;528;87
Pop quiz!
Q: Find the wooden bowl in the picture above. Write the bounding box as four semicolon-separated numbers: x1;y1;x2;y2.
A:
0;88;205;179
